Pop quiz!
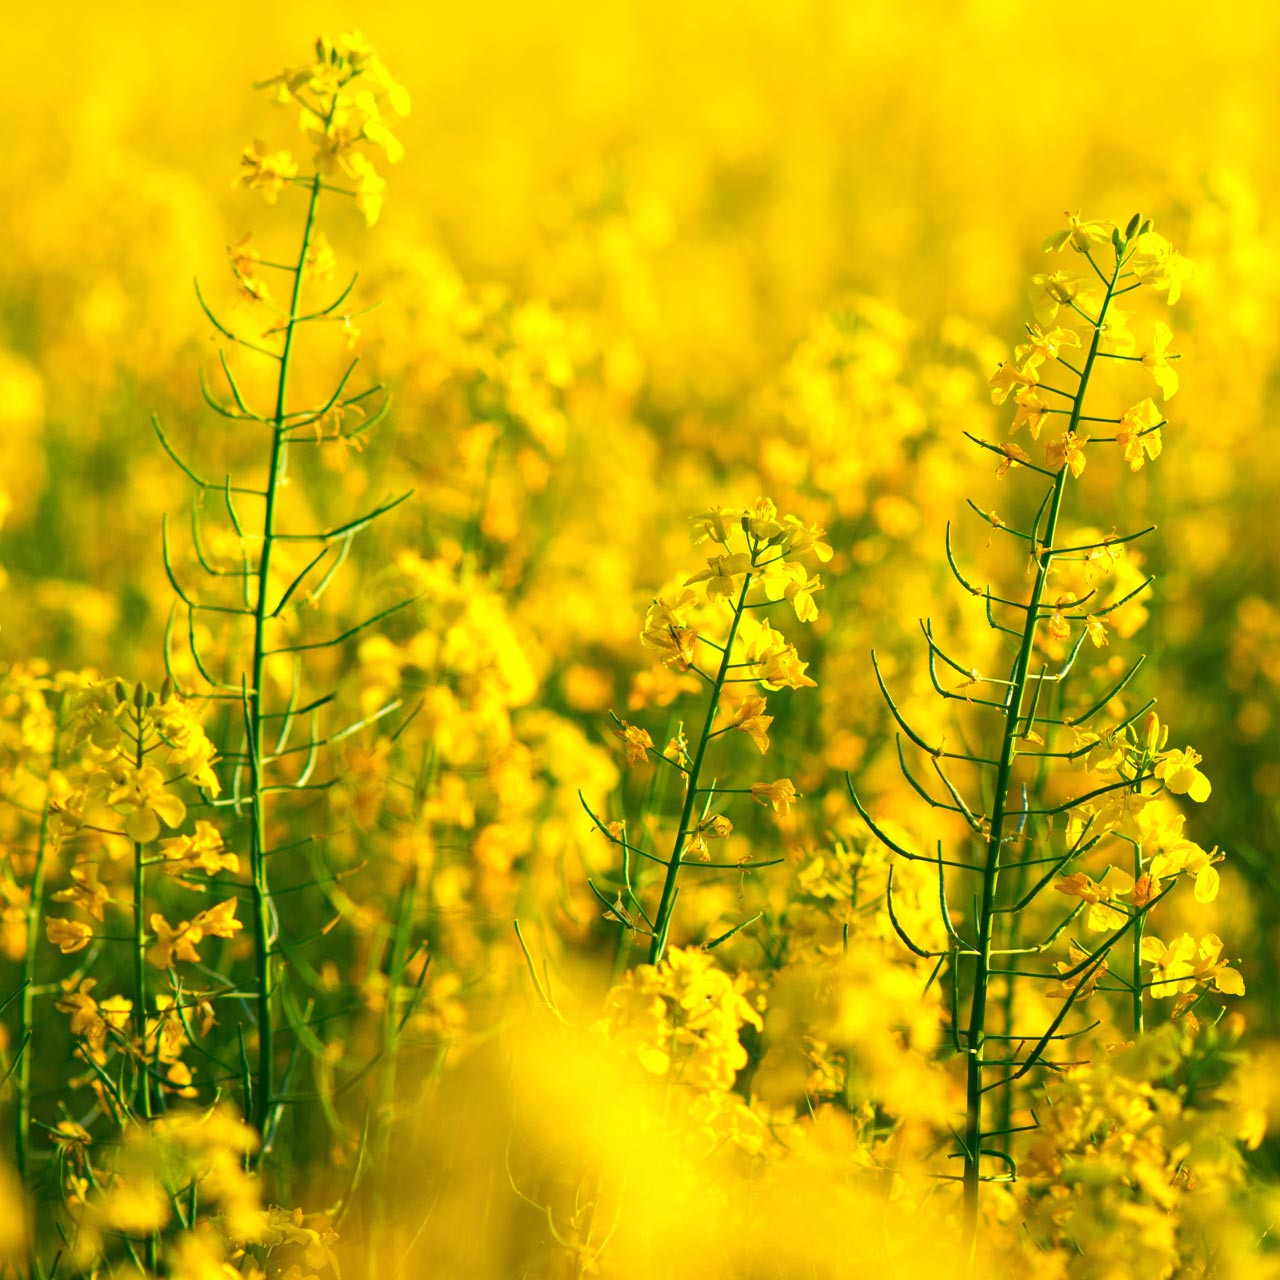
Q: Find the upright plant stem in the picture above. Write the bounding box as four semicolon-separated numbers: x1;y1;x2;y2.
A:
129;701;158;1276
959;254;1122;1274
16;700;63;1278
247;148;326;1152
1131;840;1145;1034
131;704;153;1126
647;566;756;965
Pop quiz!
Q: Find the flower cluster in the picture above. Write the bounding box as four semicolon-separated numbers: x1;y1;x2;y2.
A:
598;500;827;958
239;31;410;226
39;679;237;1110
990;214;1191;479
598;946;763;1091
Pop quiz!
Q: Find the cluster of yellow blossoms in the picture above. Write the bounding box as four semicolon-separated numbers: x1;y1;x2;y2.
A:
599;946;763;1091
236;32;409;227
599;500;828;958
990;214;1192;478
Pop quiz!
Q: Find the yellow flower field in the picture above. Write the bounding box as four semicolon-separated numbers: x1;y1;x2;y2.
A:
3;4;1280;1276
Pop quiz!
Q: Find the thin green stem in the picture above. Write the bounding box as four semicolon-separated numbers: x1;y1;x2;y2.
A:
129;703;158;1276
247;125;329;1155
1131;840;1145;1035
959;245;1123;1275
647;573;754;964
16;697;64;1276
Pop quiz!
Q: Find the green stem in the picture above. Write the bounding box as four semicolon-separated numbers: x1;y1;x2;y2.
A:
130;704;158;1277
16;698;64;1277
1131;841;1145;1035
959;248;1124;1275
647;571;755;965
247;141;327;1154
131;709;152;1126
992;677;1056;1154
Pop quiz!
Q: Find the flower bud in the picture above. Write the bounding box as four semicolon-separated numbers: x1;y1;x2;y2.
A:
1124;213;1142;240
133;682;147;710
1141;711;1167;757
113;679;129;704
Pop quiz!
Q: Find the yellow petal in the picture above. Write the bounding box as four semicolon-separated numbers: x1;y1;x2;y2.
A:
1216;967;1245;997
1194;864;1220;904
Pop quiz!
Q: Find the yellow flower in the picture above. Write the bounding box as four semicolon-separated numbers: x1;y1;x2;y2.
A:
686;552;752;603
1138;807;1219;900
1046;430;1088;478
754;641;816;691
785;568;823;623
613;721;654;767
1142;932;1243;1002
234;140;297;204
598;948;761;1091
988;360;1036;405
995;441;1031;477
641;591;699;670
159;821;239;877
731;695;772;754
1098;305;1136;356
1014;324;1080;373
1141;932;1197;998
1141;321;1179;399
46;917;94;954
778;515;833;562
1130;231;1194;305
744;497;783;541
193;899;242;941
51;862;110;921
1054;868;1133;931
690;506;739;545
106;763;188;843
1011;387;1048;439
751;778;799;815
304;230;337;282
347;150;387;227
1115;397;1164;471
56;979;132;1054
1042;212;1116;255
1047;593;1077;640
1028;270;1099;327
1155;746;1211;802
147;914;204;968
